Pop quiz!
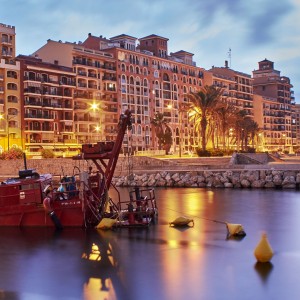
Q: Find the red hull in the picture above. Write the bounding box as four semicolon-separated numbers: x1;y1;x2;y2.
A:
0;199;85;227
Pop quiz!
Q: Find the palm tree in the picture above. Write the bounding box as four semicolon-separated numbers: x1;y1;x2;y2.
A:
215;102;237;150
187;85;223;151
150;112;173;153
241;117;260;150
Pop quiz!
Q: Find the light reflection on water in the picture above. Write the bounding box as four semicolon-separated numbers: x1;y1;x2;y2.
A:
1;188;300;300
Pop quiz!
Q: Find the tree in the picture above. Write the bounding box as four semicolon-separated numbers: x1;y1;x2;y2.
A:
215;103;238;150
150;112;173;154
187;85;223;151
240;117;260;150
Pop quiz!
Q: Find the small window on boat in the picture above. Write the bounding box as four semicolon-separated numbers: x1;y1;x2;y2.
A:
20;183;40;190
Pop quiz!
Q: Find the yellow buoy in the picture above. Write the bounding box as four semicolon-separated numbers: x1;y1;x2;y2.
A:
169;216;194;227
226;222;246;236
95;218;116;230
254;232;274;263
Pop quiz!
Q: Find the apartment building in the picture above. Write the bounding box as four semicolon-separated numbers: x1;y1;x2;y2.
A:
0;23;22;151
0;23;15;62
253;59;295;152
32;38;119;150
16;55;78;157
82;33;205;153
207;62;253;116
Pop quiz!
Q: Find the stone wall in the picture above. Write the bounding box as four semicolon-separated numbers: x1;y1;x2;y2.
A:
112;170;300;189
1;158;300;189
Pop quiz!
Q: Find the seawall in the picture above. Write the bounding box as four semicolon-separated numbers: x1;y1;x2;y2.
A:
1;156;300;189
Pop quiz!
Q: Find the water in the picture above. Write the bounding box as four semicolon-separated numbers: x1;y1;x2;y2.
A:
1;188;300;300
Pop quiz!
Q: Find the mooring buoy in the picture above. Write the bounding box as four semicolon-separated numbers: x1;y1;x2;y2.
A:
254;232;274;263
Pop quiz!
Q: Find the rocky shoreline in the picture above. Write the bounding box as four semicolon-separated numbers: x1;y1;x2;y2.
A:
112;169;300;189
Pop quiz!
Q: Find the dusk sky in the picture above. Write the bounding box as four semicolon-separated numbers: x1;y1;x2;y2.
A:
1;0;300;101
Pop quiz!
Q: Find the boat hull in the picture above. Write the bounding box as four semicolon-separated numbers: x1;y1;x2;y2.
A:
0;200;85;227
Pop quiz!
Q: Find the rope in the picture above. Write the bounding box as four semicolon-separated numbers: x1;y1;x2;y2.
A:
165;207;227;225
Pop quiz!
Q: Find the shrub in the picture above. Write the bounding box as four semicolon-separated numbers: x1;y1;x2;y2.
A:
209;149;224;157
196;149;211;157
0;147;24;160
41;149;55;158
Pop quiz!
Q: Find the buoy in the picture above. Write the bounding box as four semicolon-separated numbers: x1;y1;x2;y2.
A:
254;232;274;263
169;216;194;227
226;222;246;236
96;218;116;230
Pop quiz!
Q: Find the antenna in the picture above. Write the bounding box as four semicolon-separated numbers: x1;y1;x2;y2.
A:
228;48;232;68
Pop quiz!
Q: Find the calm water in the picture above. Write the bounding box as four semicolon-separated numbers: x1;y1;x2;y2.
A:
1;188;300;300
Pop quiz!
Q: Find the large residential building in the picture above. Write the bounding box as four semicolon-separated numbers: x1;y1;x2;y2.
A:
0;23;22;151
1;21;298;155
31;33;206;154
253;59;295;152
207;63;253;116
16;55;78;157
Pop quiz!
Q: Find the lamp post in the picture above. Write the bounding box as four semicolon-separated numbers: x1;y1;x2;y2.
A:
282;133;286;152
178;103;190;158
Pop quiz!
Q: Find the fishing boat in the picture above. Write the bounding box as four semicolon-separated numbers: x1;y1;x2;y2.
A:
0;110;158;229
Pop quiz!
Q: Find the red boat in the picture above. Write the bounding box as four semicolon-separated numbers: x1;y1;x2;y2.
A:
0;110;158;229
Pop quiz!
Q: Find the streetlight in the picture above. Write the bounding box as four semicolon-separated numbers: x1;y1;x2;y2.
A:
282;133;286;152
178;103;190;158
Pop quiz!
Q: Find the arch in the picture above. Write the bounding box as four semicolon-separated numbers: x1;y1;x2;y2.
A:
182;76;187;83
136;66;140;74
145;125;150;135
143;78;148;87
135;76;141;85
129;76;134;85
129;65;134;73
173;74;178;81
163;73;170;81
137;124;142;135
121;74;127;83
121;63;126;72
131;124;136;134
143;67;148;76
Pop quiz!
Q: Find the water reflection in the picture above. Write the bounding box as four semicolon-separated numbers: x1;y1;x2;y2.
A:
254;262;274;284
1;188;300;300
81;230;128;300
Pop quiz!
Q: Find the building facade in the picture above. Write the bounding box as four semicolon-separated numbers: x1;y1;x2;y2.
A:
1;22;298;155
253;59;295;152
0;23;22;151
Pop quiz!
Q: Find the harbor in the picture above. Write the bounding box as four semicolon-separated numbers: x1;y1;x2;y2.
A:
1;187;300;300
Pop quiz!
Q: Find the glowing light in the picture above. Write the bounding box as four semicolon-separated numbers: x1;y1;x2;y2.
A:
90;102;99;111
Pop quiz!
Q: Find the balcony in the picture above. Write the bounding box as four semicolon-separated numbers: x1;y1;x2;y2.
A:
102;76;116;81
24;113;54;120
1;50;12;57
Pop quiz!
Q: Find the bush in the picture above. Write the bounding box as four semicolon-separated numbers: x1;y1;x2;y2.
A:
41;149;55;158
209;149;224;157
0;147;24;160
196;149;211;157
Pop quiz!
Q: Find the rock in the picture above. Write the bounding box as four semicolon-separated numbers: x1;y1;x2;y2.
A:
241;179;251;188
251;180;266;188
224;182;233;188
264;182;275;188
